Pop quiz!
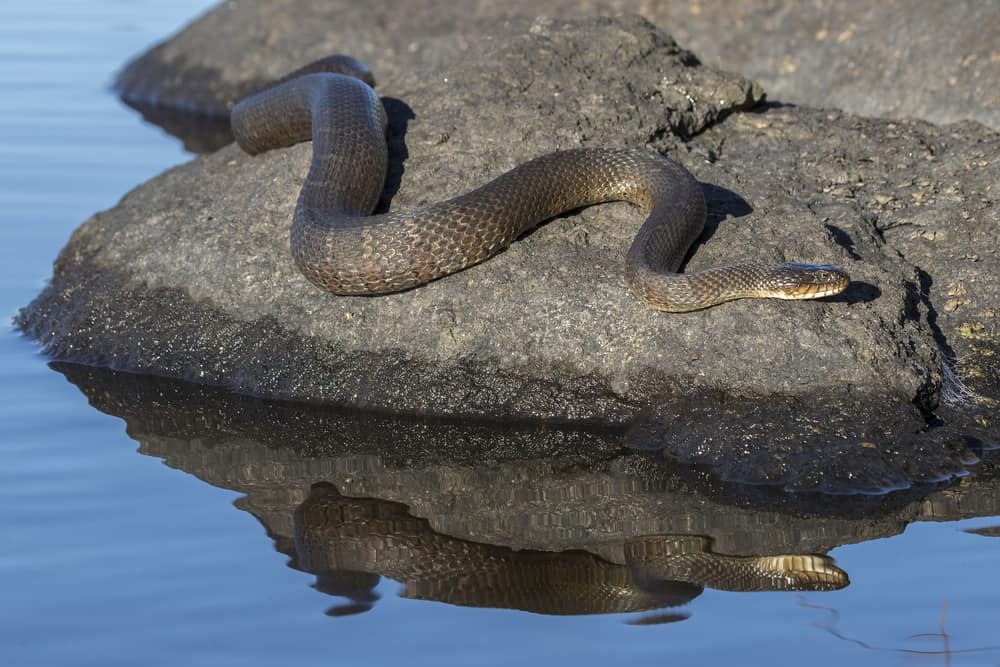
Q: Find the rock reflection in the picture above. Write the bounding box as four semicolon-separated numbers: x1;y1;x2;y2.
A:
51;363;1000;619
120;97;235;154
963;524;1000;537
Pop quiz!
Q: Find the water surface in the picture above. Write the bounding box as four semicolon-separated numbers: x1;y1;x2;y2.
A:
1;3;998;666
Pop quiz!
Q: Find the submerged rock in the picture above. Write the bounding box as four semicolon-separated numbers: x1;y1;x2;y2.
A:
18;14;999;490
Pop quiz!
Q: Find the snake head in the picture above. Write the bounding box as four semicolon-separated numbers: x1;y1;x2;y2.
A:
772;262;851;300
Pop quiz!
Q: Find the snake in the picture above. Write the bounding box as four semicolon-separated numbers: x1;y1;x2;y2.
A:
230;56;850;311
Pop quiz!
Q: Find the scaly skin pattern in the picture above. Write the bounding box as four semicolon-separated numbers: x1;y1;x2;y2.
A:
231;63;850;311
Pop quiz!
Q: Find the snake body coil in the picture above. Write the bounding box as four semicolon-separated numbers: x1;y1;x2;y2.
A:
231;59;849;311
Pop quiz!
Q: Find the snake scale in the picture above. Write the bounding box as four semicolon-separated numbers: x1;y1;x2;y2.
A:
231;55;850;311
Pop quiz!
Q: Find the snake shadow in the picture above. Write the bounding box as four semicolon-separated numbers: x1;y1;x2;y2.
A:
823;280;880;304
375;96;415;214
697;184;877;306
820;222;879;304
676;182;750;269
698;182;751;242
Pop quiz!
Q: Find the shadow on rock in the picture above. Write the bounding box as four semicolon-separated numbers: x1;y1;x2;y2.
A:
702;182;753;225
376;96;414;213
824;280;880;305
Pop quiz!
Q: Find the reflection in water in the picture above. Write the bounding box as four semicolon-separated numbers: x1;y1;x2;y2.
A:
313;569;381;617
804;599;1000;660
51;363;1000;620
294;483;699;616
625;536;845;592
293;483;845;617
624;612;691;626
963;524;1000;537
121;97;235;154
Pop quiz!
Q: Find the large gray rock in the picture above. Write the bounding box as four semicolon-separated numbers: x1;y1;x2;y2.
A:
116;0;1000;130
649;0;1000;131
19;15;999;490
22;17;934;407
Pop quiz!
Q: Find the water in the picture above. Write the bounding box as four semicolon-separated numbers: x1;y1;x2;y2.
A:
1;3;998;665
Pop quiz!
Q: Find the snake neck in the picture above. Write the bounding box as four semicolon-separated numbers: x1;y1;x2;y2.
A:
627;262;810;312
624;535;848;592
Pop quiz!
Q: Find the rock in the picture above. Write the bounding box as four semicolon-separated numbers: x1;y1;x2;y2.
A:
21;17;928;405
650;0;1000;132
18;15;999;491
688;106;1000;436
116;0;999;130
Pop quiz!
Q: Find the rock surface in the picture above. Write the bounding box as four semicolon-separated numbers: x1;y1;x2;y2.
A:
18;17;931;404
18;14;999;490
116;0;999;130
657;0;1000;131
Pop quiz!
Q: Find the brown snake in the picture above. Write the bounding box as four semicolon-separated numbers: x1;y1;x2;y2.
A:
231;56;850;311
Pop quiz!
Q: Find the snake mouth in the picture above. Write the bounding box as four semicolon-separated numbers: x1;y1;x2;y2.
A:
778;283;850;300
771;262;851;300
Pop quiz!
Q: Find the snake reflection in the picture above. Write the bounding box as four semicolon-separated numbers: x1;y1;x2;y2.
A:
293;483;848;617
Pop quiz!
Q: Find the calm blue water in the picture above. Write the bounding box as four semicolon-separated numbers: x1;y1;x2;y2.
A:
1;3;999;666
